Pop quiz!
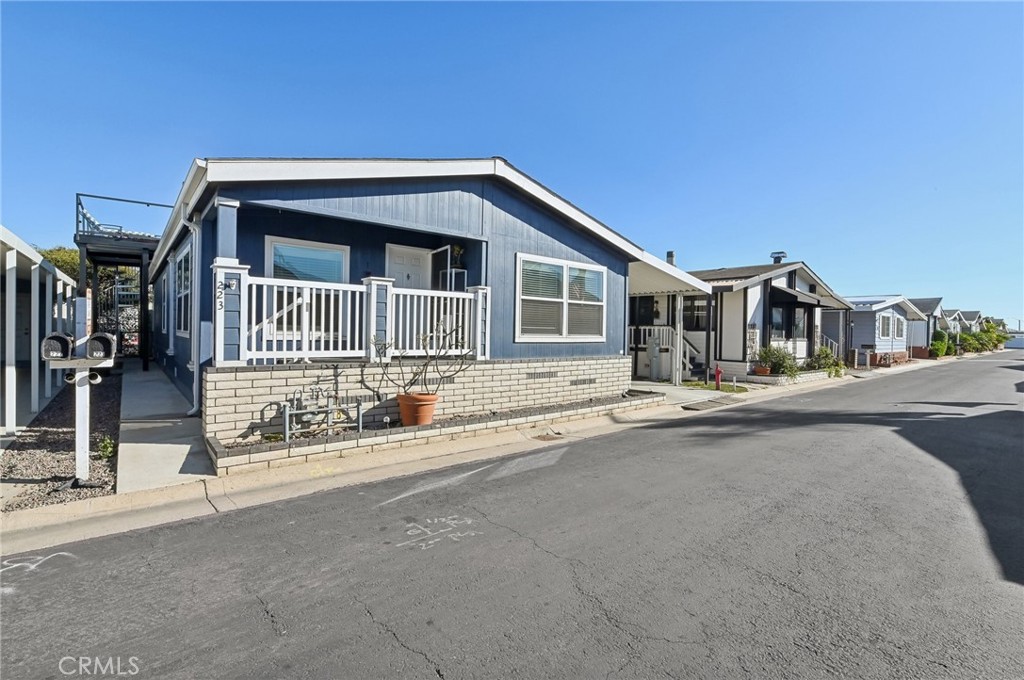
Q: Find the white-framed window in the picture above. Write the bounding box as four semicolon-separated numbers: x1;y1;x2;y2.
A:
879;314;892;339
265;236;349;283
515;253;606;342
895;316;905;339
160;273;167;333
175;245;192;337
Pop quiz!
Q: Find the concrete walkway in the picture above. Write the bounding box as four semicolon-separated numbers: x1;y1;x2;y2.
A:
116;361;215;493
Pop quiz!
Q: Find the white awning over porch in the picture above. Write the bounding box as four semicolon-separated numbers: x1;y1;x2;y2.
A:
628;253;711;296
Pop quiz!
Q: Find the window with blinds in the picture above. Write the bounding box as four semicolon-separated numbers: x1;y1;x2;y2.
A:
268;239;347;283
517;254;606;341
879;315;892;339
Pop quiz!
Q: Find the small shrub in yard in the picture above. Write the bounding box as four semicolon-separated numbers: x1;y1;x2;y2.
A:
96;435;117;460
960;333;982;353
758;345;799;378
930;329;948;357
803;346;845;378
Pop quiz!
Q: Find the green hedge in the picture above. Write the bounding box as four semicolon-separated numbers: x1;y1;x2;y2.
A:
930;329;948;357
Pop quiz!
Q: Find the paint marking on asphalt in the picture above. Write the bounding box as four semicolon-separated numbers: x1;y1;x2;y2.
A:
487;447;567;482
0;552;76;575
395;515;483;550
376;464;495;507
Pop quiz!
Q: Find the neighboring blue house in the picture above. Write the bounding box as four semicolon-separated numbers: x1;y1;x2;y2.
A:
147;158;710;442
824;295;925;366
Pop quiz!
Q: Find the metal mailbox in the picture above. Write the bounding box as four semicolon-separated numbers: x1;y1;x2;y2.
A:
41;333;75;361
86;333;117;360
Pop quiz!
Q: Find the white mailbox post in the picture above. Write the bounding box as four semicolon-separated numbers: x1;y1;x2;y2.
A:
39;298;114;488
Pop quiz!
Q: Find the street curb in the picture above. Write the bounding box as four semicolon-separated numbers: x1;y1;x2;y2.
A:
0;356;961;554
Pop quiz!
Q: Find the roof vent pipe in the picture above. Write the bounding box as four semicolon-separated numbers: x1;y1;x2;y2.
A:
770;251;788;264
666;250;676;266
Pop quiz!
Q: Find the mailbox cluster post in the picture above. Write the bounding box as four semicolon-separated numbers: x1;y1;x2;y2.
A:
40;298;115;488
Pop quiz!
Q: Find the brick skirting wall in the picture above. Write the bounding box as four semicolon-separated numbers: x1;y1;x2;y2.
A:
869;351;910;366
205;391;664;475
202;356;632;444
910;346;930;360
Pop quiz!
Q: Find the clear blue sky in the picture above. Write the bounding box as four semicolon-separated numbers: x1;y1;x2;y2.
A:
3;2;1022;324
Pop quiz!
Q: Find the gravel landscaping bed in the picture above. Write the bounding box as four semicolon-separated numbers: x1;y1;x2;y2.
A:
226;390;656;450
1;372;122;512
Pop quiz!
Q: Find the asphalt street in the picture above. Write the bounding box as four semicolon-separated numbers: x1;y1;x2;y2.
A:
2;353;1022;679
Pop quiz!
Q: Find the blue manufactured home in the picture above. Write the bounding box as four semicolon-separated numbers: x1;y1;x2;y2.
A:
823;295;925;366
148;158;709;425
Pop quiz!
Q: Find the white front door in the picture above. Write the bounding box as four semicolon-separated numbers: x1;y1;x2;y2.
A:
386;245;431;290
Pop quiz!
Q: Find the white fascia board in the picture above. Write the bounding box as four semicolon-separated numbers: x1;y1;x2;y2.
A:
151;159;208;279
632;252;711;294
898;298;927;321
148;156;699;290
204;158;497;184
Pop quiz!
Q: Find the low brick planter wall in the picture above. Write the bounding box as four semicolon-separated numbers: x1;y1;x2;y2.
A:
910;346;931;360
743;369;835;386
203;355;632;445
205;391;665;476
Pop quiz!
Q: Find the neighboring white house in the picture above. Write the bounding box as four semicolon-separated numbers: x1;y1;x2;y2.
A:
0;226;77;441
960;310;983;333
942;308;965;337
688;256;852;380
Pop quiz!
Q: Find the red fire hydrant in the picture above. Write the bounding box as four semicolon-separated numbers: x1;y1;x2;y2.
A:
714;363;723;391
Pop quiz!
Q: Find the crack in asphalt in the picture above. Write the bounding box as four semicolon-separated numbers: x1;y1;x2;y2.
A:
469;505;707;678
355;596;445;679
255;594;287;636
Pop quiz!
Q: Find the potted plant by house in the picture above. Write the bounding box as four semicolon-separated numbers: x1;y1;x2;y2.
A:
756;345;799;378
371;321;474;426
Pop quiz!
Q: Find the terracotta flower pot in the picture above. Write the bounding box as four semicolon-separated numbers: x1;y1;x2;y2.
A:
753;365;771;376
397;393;440;426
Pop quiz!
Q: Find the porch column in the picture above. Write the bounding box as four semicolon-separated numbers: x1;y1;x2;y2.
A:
363;277;394;363
216;198;239;260
703;292;714;384
468;286;491;360
211;258;249;366
30;263;40;413
5;248;16;435
43;271;52;399
673;293;684;385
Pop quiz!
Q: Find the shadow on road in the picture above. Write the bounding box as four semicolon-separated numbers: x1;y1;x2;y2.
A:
642;405;1024;585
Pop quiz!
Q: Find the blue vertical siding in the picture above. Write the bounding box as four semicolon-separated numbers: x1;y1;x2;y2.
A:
481;182;627;358
183;176;631;363
151;230;195;400
225;180;631;359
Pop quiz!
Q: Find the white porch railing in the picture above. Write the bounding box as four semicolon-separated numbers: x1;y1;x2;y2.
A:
629;324;696;383
818;333;840;357
212;262;490;365
392;288;476;356
771;338;809;359
247;276;368;361
631;325;675;351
